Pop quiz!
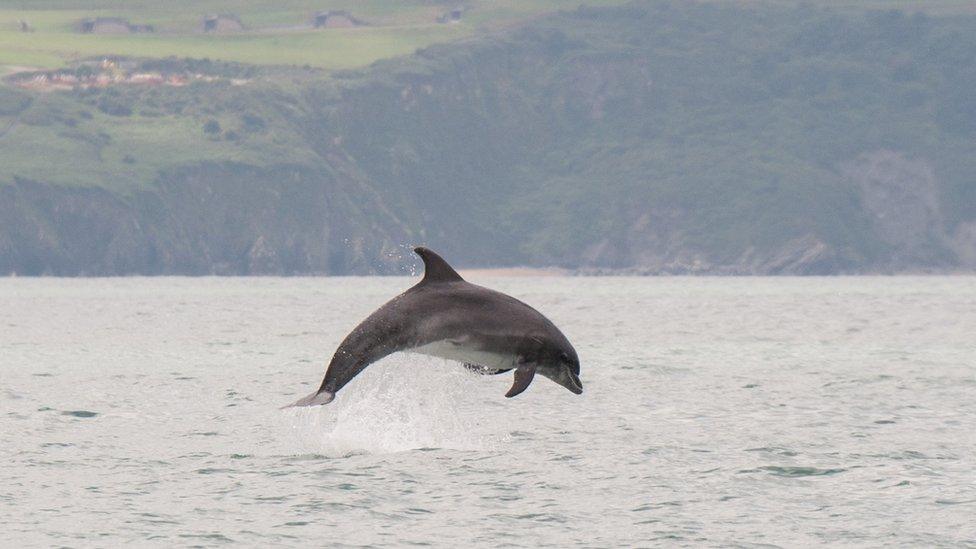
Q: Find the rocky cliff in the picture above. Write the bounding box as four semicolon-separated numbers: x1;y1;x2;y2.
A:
0;165;412;275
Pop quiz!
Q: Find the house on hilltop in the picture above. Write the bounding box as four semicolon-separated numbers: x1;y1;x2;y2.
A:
203;14;244;33
78;17;154;34
312;10;366;29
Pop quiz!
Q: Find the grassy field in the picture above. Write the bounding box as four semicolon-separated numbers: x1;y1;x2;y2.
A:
0;22;468;69
0;1;628;70
4;1;967;71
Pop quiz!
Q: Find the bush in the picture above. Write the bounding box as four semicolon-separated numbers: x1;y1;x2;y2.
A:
241;114;266;132
203;119;221;134
0;88;32;115
96;96;133;116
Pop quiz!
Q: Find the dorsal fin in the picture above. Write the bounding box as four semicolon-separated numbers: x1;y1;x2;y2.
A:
414;247;463;284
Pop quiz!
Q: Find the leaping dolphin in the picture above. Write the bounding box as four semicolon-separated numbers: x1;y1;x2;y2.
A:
284;247;582;407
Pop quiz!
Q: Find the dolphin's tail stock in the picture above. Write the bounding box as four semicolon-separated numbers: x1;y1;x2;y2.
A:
281;389;335;409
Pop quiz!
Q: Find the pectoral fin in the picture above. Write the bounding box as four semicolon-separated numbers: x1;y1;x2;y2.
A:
505;364;537;398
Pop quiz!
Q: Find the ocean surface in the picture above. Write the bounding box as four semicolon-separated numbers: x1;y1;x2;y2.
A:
2;276;975;547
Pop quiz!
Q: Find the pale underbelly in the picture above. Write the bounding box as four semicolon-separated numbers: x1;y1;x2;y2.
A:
408;340;516;370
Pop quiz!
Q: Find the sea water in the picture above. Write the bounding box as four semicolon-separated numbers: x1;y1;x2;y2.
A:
1;276;974;546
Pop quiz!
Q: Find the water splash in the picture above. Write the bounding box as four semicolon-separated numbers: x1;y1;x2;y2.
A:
282;356;504;456
381;243;422;276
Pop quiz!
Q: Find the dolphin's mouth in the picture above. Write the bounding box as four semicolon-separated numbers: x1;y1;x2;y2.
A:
536;363;583;395
564;369;583;395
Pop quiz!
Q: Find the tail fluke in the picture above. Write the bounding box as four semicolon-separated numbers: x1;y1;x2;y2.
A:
280;390;335;409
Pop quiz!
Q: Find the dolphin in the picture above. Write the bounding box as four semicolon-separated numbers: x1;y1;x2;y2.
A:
284;247;582;407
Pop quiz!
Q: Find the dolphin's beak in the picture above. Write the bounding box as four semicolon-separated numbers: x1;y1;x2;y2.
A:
539;363;583;395
560;366;583;395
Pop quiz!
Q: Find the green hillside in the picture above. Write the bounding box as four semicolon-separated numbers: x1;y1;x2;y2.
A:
1;1;976;274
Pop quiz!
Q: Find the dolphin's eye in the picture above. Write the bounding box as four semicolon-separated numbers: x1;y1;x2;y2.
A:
559;352;569;362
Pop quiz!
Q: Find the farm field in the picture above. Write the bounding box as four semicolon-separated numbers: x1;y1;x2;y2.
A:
3;0;971;71
0;1;627;70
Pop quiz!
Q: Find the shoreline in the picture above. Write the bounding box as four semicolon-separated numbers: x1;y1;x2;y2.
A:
457;267;570;278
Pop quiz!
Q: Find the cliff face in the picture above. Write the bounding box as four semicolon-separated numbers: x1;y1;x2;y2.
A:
843;150;957;271
0;165;414;275
1;2;975;275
